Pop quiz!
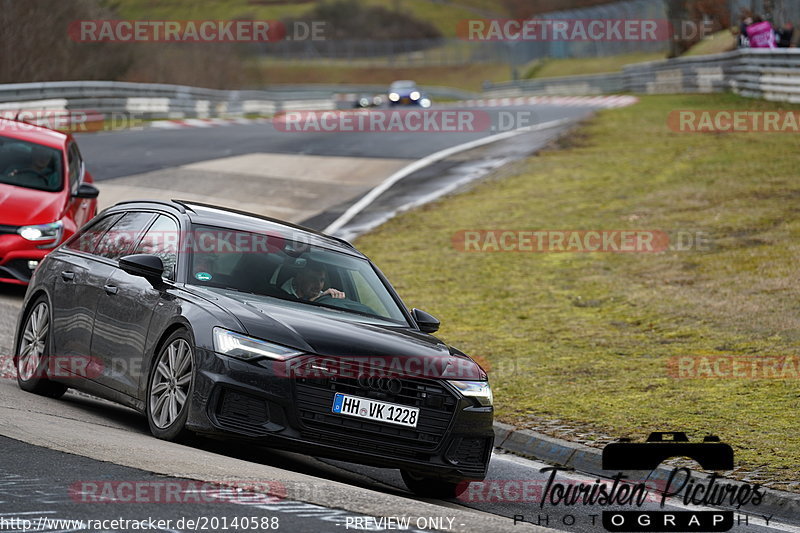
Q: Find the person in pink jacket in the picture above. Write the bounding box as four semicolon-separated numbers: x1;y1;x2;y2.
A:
746;16;777;48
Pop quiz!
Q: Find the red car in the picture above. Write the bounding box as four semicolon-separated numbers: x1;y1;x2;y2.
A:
0;118;98;285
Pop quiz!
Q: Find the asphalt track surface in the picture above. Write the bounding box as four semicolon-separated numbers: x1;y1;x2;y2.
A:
2;103;798;532
76;106;591;180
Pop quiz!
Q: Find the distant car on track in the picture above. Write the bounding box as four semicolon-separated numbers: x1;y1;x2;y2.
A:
14;199;493;498
353;94;385;108
0;118;99;285
387;80;431;108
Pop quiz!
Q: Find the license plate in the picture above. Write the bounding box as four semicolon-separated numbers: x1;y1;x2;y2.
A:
332;393;419;428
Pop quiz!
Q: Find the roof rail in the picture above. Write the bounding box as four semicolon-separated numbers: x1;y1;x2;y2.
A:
169;199;196;213
112;199;186;213
172;199;354;249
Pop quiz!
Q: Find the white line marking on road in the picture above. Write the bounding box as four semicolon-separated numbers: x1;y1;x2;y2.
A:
323;117;575;236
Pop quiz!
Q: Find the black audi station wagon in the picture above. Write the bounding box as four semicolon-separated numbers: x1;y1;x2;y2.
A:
14;200;493;497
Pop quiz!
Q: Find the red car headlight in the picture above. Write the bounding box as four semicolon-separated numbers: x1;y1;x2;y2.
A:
17;220;64;249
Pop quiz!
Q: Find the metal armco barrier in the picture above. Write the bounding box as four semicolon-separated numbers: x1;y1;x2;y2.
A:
1;49;796;121
0;81;338;120
0;80;479;122
485;49;800;104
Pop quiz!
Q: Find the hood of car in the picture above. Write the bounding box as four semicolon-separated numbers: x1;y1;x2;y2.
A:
202;288;478;379
0;184;64;226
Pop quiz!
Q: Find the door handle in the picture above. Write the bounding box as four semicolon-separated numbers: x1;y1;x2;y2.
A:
103;284;118;295
61;271;75;281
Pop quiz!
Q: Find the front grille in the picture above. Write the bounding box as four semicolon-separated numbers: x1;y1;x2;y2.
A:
293;357;458;453
214;388;271;436
446;437;492;467
0;224;18;235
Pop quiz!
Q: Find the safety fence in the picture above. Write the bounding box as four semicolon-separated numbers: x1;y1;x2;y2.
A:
483;48;800;103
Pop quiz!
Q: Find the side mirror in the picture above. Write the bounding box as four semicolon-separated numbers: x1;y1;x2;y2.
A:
73;183;99;199
119;254;164;280
412;308;440;334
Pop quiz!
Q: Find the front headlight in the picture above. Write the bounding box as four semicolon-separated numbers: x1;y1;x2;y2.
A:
213;328;303;362
419;98;431;108
409;91;421;100
447;380;493;406
389;92;400;102
18;220;63;248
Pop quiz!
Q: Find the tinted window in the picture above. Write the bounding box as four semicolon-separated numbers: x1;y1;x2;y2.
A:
65;213;123;254
133;215;179;279
94;212;154;260
0;135;63;192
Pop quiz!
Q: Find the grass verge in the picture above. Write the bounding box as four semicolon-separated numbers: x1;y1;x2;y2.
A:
355;93;800;490
684;29;736;56
247;62;514;92
526;51;666;78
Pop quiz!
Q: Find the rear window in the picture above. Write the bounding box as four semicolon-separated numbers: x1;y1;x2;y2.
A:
0;135;63;192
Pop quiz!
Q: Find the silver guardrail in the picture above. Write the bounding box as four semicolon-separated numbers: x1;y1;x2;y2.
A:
484;49;800;103
1;49;796;124
0;80;478;122
0;81;339;120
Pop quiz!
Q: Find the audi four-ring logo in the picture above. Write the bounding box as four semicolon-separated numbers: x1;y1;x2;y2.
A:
357;374;403;394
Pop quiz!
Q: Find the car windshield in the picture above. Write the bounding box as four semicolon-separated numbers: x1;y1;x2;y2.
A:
186;225;409;325
390;81;416;90
0;135;63;192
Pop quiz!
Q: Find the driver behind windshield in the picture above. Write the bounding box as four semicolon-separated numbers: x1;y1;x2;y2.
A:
5;144;58;188
16;145;52;173
281;260;345;301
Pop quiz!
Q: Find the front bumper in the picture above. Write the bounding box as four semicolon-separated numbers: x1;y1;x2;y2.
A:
187;349;494;482
390;97;422;106
0;234;50;284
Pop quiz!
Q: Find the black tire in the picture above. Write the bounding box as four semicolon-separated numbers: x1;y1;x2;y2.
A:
146;329;195;441
400;470;468;499
16;295;68;398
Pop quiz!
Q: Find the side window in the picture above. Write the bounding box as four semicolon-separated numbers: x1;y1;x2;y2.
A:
94;212;155;261
67;143;80;193
134;215;179;280
65;213;122;254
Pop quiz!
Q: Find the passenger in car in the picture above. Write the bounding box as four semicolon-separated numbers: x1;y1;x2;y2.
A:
281;260;345;301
